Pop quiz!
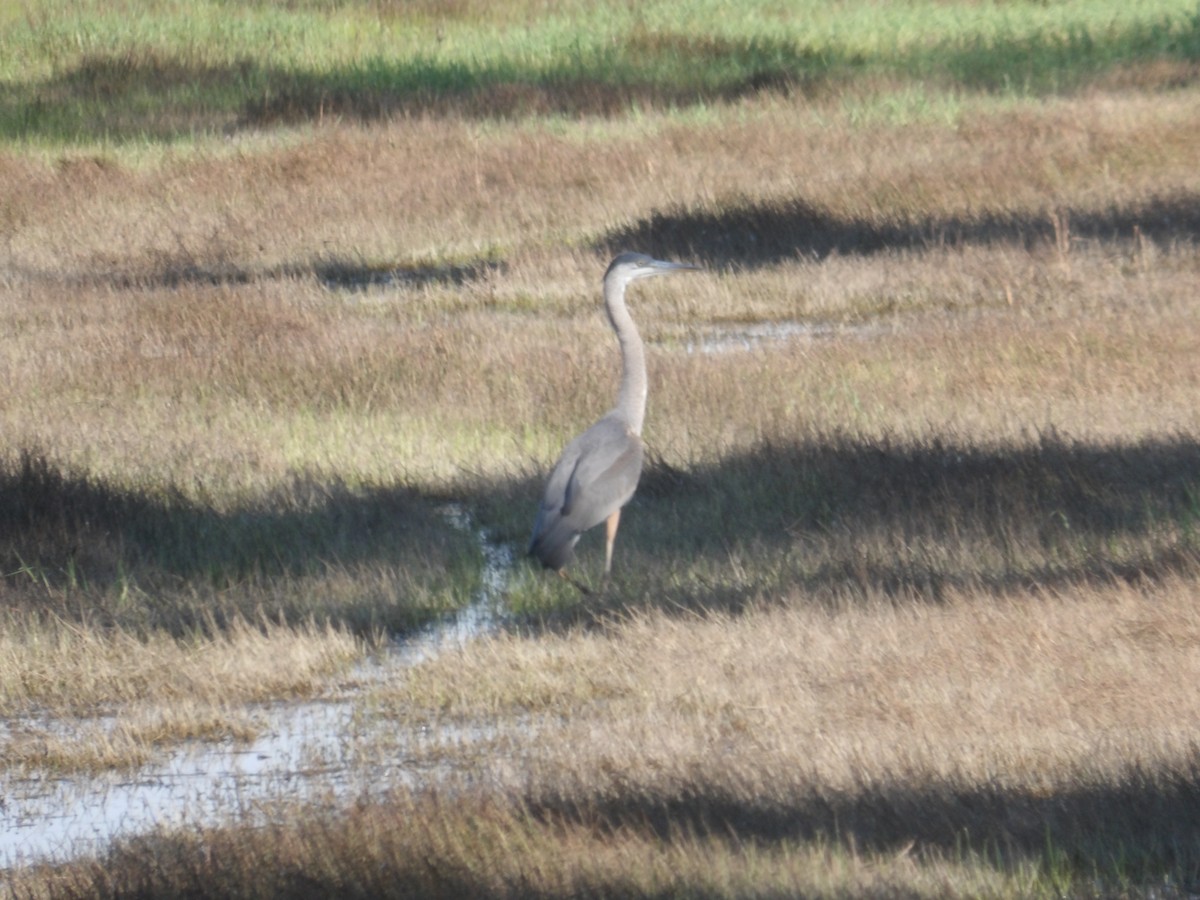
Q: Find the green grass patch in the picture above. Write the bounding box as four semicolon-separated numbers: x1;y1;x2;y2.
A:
2;0;1197;146
0;450;481;636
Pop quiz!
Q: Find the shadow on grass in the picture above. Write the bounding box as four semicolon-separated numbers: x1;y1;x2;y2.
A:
494;429;1200;625
31;756;1200;896
20;192;1194;294
525;757;1200;891
4;434;1200;891
16;190;1194;292
0;451;479;635
599;191;1200;269
311;255;507;292
5;430;1199;633
0;36;834;144
8;253;505;293
2;10;1197;143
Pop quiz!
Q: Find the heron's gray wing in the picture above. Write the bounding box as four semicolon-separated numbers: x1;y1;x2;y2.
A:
557;416;644;528
529;416;644;567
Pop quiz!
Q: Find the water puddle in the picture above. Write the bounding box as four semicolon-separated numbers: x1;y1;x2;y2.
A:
676;320;889;354
0;506;513;870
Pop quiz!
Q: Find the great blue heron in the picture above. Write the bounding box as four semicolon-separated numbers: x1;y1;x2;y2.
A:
528;252;699;585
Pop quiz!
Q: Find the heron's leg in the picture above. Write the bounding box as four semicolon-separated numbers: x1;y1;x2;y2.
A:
604;509;621;575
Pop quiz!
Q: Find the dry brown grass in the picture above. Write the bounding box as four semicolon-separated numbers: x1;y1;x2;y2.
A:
5;90;1197;279
395;580;1200;804
2;28;1200;893
2;793;1021;899
14;574;1196;892
3;702;257;774
361;576;1200;884
0;617;360;772
0;616;360;716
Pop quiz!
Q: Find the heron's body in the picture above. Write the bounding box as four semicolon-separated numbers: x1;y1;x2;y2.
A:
529;413;643;571
529;252;697;578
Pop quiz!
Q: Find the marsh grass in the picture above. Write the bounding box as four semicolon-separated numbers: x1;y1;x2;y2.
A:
0;615;361;772
2;0;1197;144
0;615;361;717
3;0;1200;892
2;703;258;774
13;579;1200;894
351;582;1200;890
0;450;481;634
483;428;1200;627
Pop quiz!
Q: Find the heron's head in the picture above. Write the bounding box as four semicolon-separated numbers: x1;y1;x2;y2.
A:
604;252;700;286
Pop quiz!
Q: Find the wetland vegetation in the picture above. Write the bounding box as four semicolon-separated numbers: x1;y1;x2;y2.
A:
2;0;1200;895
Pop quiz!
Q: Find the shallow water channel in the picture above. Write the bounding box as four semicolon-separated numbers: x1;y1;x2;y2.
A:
0;507;513;870
0;321;840;869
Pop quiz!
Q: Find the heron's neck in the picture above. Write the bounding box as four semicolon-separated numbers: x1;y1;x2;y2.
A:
605;276;647;435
